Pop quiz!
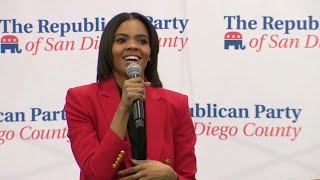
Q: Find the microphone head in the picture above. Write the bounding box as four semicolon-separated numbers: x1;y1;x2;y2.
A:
127;63;141;77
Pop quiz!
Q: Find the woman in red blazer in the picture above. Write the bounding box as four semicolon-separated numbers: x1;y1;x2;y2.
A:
65;12;197;180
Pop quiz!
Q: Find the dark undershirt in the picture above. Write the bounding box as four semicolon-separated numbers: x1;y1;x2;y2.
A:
117;85;146;160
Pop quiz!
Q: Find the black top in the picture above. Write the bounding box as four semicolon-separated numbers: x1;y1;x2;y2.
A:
117;85;146;160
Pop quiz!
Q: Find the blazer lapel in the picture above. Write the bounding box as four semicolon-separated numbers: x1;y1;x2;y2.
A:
99;77;131;140
145;87;165;160
99;77;121;127
98;77;165;162
98;77;133;167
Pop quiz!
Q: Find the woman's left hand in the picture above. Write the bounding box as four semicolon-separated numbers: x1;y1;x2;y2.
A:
117;159;178;180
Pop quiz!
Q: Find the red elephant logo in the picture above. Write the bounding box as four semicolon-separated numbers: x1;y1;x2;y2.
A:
224;32;246;50
1;35;22;54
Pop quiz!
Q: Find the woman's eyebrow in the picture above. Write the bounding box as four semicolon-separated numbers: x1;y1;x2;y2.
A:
114;33;149;38
114;33;128;37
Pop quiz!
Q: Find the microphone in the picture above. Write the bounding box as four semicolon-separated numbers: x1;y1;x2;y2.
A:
126;63;146;160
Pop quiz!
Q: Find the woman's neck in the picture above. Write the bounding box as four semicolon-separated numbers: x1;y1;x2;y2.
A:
113;74;126;89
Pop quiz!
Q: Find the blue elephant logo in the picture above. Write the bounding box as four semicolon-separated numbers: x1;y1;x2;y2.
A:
224;32;246;50
1;35;22;54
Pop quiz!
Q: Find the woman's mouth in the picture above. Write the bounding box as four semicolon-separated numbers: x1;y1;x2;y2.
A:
123;55;140;62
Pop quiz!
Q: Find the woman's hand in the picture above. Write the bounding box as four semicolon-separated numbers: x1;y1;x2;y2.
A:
117;159;178;180
120;77;151;110
110;77;151;139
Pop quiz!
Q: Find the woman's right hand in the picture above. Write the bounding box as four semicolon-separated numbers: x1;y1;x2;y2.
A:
120;77;151;110
111;78;150;139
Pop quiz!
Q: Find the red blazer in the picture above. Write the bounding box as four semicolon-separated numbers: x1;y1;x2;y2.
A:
64;76;197;180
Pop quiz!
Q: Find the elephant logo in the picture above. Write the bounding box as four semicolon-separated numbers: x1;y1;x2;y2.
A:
1;35;22;54
224;32;246;50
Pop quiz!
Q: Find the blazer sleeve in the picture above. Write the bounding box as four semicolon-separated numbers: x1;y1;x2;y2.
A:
64;88;131;180
174;95;197;180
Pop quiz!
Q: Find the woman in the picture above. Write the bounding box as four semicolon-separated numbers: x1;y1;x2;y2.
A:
65;12;197;180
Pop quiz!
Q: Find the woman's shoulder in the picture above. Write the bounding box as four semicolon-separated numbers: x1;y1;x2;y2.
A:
158;87;185;96
152;87;188;103
68;82;99;93
71;82;98;89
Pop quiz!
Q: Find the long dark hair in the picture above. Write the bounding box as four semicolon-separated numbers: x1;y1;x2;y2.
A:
96;12;162;87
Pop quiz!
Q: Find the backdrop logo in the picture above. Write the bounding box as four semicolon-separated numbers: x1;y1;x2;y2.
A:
0;107;68;145
224;15;320;52
0;35;22;54
190;103;303;141
224;31;246;50
0;17;189;56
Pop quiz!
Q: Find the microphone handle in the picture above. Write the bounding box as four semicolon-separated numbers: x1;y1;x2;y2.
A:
133;99;145;127
129;73;146;160
130;73;145;125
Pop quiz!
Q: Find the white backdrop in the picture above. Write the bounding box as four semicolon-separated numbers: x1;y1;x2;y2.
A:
1;0;320;179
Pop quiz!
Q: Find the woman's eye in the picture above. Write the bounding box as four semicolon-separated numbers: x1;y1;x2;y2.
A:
138;39;148;45
116;38;126;44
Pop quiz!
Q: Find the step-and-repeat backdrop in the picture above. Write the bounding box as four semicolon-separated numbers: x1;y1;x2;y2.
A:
1;0;320;179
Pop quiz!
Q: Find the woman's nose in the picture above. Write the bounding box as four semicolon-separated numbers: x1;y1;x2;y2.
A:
126;40;138;50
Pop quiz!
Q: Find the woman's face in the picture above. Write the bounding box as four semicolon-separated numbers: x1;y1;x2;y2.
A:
112;19;151;79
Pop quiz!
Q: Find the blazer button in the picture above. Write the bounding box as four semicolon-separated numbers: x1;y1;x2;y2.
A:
112;164;117;169
115;161;119;165
165;159;170;165
120;150;125;155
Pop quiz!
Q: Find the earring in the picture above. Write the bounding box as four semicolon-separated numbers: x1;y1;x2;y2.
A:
148;58;151;61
